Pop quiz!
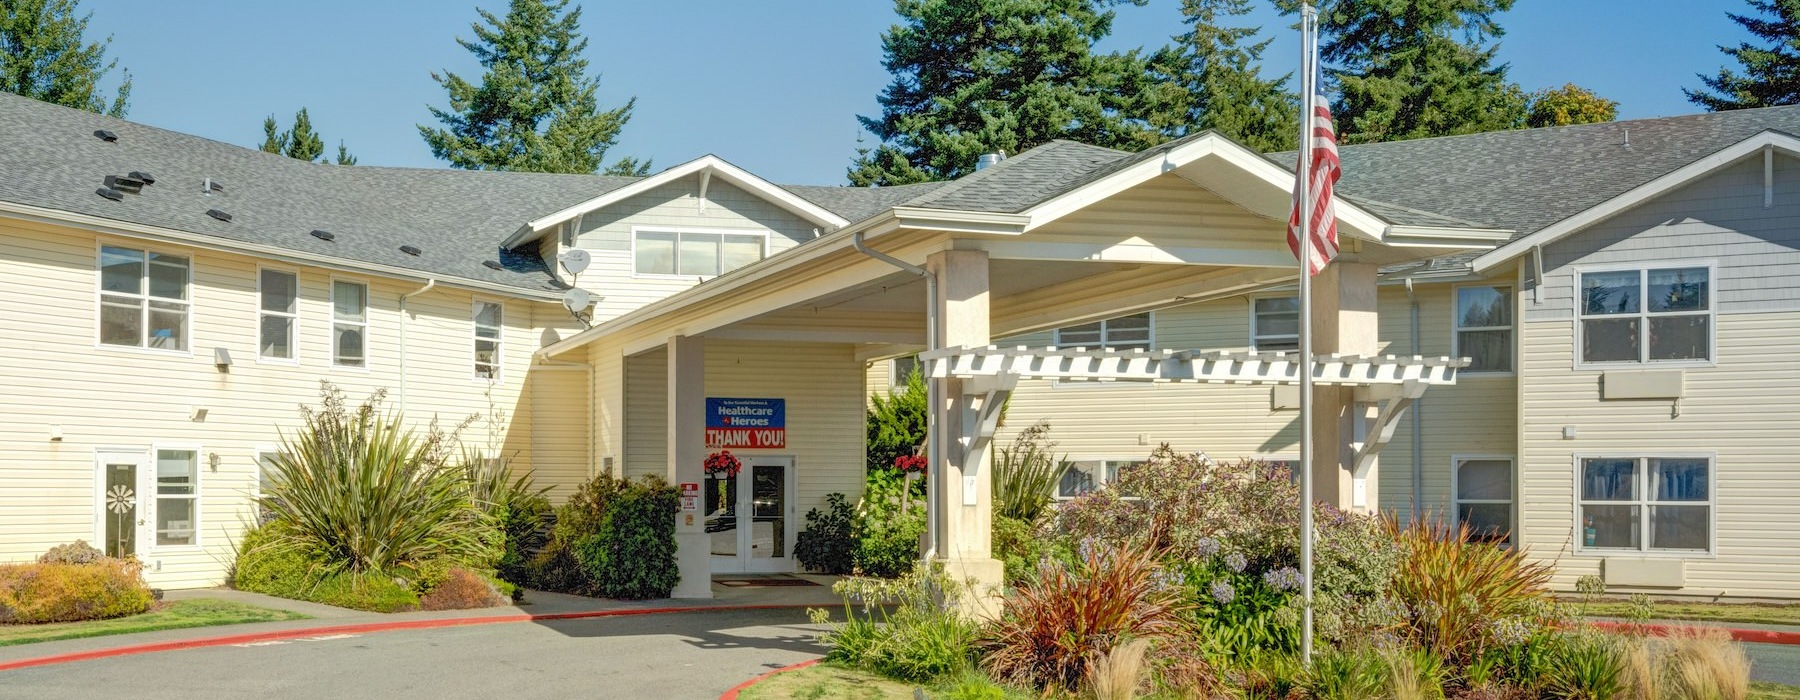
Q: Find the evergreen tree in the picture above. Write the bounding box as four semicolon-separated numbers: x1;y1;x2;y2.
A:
848;0;1161;186
260;108;355;165
866;363;927;471
420;0;646;175
0;0;130;116
1687;0;1800;110
1146;0;1298;153
260;115;287;154
335;141;357;166
1527;83;1618;128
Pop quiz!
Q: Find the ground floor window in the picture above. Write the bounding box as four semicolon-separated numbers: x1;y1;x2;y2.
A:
1579;456;1712;553
1057;459;1143;499
1454;457;1514;545
155;449;198;546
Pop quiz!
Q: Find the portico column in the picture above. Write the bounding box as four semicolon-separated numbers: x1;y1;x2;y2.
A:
927;250;1004;610
667;334;711;598
1309;262;1381;514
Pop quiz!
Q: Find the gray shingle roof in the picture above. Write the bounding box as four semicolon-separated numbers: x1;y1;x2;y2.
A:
898;140;1132;213
781;181;951;223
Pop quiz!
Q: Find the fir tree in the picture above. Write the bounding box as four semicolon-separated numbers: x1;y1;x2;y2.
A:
419;0;647;175
1687;0;1800;110
0;0;130;116
848;0;1161;186
1146;0;1298;152
260;108;355;164
335;141;357;166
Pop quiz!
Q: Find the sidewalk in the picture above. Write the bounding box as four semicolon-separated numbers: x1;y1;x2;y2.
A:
0;575;845;670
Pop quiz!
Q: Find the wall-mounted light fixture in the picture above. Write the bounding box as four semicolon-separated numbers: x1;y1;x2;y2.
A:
207;452;221;472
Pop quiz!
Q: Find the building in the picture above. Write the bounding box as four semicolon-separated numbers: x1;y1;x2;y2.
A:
1;90;1794;600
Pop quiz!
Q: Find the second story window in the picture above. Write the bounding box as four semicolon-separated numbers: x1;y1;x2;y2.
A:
634;229;765;277
1455;286;1513;372
1580;266;1711;365
474;301;503;379
1054;312;1152;351
259;269;298;361
99;246;189;352
1252;296;1299;351
333;280;367;368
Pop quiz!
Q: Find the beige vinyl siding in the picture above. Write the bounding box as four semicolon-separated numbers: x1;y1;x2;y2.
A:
623;348;668;480
0;218;568;588
529;366;592;502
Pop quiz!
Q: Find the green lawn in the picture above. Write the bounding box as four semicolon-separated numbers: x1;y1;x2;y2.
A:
1575;600;1800;627
738;663;917;700
0;598;309;647
1752;682;1800;700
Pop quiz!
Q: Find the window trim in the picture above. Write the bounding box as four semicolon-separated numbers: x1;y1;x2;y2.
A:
1451;454;1517;546
1051;312;1156;351
1571;261;1718;370
329;276;370;371
1451;284;1515;376
1570;452;1717;559
94;241;193;356
150;444;204;551
888;356;919;390
1053;456;1144;501
629;225;771;279
1248;294;1300;352
256;265;301;365
472;298;505;381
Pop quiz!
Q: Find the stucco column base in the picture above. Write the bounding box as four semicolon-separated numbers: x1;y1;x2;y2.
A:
936;555;1005;620
672;530;714;599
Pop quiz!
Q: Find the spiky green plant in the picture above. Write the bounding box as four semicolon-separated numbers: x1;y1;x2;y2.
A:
1388;515;1553;664
257;384;499;578
991;420;1069;522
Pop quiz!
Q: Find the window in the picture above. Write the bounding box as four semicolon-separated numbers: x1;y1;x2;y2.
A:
1252;297;1299;351
155;449;198;546
1455;457;1514;545
1054;313;1152;351
634;229;765;276
473;301;503;379
333;280;368;367
1579;267;1711;364
1455;286;1512;372
890;356;919;388
1056;459;1144;499
259;269;298;360
1579;456;1711;553
99;246;189;351
254;450;283;524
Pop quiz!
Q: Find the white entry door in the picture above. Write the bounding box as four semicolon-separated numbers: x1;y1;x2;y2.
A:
706;455;797;574
94;450;151;559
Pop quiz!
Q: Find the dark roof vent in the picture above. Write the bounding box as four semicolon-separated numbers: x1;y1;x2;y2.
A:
482;260;503;271
94;130;117;143
399;245;422;256
104;175;145;194
129;171;155;185
206;209;232;223
309;229;335;242
95;187;124;202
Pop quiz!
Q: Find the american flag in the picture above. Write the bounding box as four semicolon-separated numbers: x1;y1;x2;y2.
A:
1287;62;1341;277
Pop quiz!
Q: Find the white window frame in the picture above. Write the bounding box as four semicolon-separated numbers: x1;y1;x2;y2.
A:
473;299;504;381
330;278;369;370
151;445;203;550
888;356;919;389
1571;453;1716;558
257;266;300;364
254;447;284;524
1054;457;1145;500
1052;312;1155;351
1452;284;1515;375
1451;454;1517;546
1572;261;1717;370
1249;295;1300;352
95;242;192;355
629;226;771;279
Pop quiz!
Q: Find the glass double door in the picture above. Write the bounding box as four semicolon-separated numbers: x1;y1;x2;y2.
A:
706;455;796;573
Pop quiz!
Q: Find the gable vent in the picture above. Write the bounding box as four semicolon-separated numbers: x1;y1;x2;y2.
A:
95;187;125;202
104;175;145;194
206;209;232;223
310;229;335;242
129;171;156;185
482;260;503;270
399;245;422;256
94;130;117;143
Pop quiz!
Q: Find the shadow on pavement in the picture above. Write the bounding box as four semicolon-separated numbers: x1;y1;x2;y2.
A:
529;606;829;658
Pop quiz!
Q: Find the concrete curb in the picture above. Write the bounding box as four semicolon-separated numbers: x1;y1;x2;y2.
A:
1591;621;1800;646
718;658;822;700
0;604;817;673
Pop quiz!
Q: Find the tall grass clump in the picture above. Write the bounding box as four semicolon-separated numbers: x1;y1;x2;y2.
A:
991;420;1068;523
1387;516;1552;665
1662;626;1750;700
1086;637;1150;700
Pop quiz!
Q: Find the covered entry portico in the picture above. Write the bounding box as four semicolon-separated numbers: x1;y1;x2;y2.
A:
535;133;1509;599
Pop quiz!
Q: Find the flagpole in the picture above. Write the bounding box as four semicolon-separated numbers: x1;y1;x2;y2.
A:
1297;2;1318;665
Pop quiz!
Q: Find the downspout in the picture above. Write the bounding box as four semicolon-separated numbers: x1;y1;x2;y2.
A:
1406;278;1423;523
398;279;437;415
851;232;941;561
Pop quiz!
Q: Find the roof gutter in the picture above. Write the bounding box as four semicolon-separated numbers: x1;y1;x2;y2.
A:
1381;224;1515;249
0;200;563;302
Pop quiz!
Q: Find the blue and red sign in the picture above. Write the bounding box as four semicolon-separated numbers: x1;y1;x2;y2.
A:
705;397;786;449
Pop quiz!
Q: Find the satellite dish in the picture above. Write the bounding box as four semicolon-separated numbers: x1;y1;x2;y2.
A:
560;248;592;275
561;288;592;315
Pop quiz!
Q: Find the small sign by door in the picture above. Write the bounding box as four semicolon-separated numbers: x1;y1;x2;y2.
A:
680;482;700;512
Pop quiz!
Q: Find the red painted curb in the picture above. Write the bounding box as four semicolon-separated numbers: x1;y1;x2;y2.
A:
0;603;817;673
1590;621;1800;646
718;658;822;700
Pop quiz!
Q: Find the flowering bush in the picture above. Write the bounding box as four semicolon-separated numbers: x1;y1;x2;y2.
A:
704;450;742;478
852;468;926;577
893;454;928;473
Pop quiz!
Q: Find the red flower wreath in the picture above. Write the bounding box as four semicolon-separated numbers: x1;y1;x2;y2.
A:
704;451;742;478
894;454;928;474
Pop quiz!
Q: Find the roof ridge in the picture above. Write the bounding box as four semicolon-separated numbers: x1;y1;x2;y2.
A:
896;141;1080;207
1326;103;1800;155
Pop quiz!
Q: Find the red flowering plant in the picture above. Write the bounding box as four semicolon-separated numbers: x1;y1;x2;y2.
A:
893;454;928;474
704;451;742;478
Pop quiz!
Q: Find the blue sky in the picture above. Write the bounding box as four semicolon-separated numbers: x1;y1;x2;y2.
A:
84;1;1742;185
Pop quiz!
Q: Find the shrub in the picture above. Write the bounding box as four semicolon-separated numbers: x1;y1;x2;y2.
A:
574;476;679;599
1388;517;1553;664
980;538;1191;693
991;421;1067;522
0;559;153;623
992;514;1055;587
1305;645;1386;700
38;540;105;566
796;493;856;575
1540;633;1624;700
815;564;982;683
528;471;631;594
463;451;553;592
852;467;926;577
233;525;420;613
419;567;511;611
867;361;927;471
1180;550;1300;658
